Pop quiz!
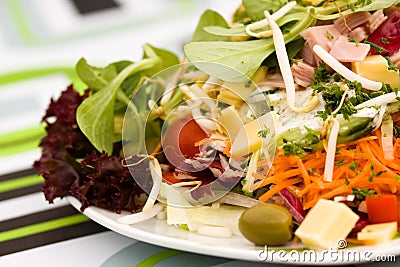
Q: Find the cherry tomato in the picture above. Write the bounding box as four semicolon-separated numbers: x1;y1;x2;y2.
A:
366;194;398;224
162;172;182;184
162;116;208;170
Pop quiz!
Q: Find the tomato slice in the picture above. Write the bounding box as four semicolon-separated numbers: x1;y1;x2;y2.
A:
365;194;398;224
162;116;208;171
162;172;182;184
367;10;400;54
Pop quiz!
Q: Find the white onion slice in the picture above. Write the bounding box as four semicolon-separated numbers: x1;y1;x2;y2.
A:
117;203;164;225
355;92;400;109
313;45;382;91
142;157;162;213
323;118;340;182
265;11;319;113
246;1;297;38
381;114;394;161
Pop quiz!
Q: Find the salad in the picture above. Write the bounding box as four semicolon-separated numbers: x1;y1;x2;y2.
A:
35;0;400;250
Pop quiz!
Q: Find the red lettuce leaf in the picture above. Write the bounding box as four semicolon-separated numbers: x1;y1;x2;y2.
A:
34;85;146;213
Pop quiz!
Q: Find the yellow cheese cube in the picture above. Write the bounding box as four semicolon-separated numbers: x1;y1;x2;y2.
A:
230;113;273;159
295;199;359;250
221;81;255;101
352;55;400;88
357;222;398;244
220;106;243;139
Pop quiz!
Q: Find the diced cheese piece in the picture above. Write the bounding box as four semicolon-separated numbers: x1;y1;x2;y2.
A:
352;55;400;89
220;106;243;139
295;199;359;250
357;222;398;244
251;66;268;83
221;81;255;101
165;185;191;225
230;113;273;159
217;89;242;106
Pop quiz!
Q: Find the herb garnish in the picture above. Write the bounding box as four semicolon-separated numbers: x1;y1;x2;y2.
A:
352;187;375;200
364;41;384;53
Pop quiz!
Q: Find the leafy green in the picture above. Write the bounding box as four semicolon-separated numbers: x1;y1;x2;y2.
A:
184;12;315;82
142;44;180;77
76;58;118;91
203;11;303;38
191;10;230;42
76;44;179;155
309;0;397;20
264;38;305;67
242;0;288;19
77;59;157;154
203;25;248;37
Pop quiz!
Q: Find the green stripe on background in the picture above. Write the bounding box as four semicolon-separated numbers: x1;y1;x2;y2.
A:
0;175;43;193
0;126;45;157
0;138;41;157
0;67;86;93
0;126;44;146
0;214;90;242
137;249;185;267
3;0;35;44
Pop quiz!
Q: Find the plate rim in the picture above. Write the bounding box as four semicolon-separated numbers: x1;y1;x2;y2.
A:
66;196;400;265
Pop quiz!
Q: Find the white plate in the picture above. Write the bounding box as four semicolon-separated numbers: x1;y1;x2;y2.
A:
67;196;400;265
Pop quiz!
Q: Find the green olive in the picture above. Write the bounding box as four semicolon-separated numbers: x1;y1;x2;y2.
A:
238;204;293;246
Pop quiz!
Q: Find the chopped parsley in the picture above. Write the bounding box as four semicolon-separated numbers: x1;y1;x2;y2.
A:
394;126;400;138
364;41;384;53
381;37;389;45
385;56;399;72
257;126;270;138
352;187;375;200
334;159;345;166
326;31;334;40
349;161;359;172
348;38;359;47
282;140;305;157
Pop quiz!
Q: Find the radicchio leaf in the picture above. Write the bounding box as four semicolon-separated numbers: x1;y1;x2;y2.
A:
278;188;306;223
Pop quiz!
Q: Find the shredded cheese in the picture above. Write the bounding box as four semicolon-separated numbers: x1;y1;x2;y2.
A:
355;92;400;109
313;45;382;91
323;117;340;182
381;114;394;161
117;203;164;225
142;157;163;213
264;10;320;113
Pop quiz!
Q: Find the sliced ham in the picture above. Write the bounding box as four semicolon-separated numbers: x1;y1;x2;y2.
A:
257;73;299;89
297;43;318;67
329;35;370;62
347;26;368;42
368;10;387;33
390;50;400;68
334;12;371;34
301;25;341;52
291;62;315;87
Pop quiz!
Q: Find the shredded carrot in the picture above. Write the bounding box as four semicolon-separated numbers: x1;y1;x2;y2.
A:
223;141;232;157
255;130;400;209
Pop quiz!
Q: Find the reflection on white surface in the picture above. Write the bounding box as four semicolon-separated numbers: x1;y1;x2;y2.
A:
0;231;137;267
0;192;68;221
67;197;400;265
